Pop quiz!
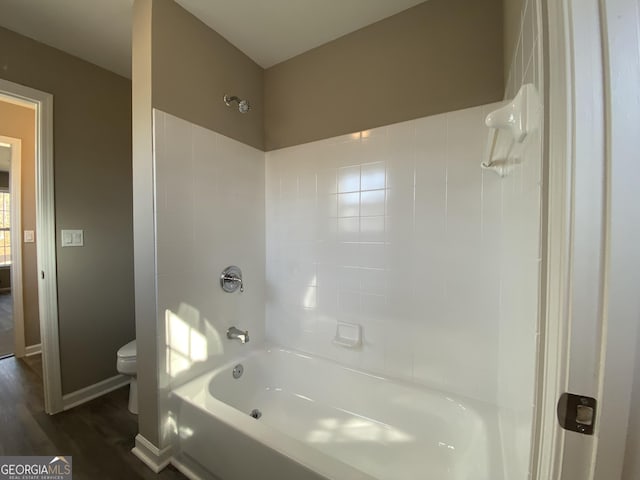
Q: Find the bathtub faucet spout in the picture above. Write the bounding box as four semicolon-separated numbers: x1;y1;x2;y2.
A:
227;326;250;344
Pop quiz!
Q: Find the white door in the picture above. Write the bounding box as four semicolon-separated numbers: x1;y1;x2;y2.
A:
534;0;640;478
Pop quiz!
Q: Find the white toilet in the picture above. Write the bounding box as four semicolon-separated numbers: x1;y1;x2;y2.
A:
116;340;138;414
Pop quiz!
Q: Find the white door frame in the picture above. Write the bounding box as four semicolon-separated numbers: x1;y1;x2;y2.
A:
0;135;26;358
534;0;640;478
0;79;62;414
591;0;640;477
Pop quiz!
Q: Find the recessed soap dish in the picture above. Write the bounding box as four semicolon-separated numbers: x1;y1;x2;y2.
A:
334;322;362;348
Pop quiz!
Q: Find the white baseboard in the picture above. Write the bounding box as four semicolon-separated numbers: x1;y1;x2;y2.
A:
132;434;172;473
62;374;130;410
25;343;41;356
171;457;206;480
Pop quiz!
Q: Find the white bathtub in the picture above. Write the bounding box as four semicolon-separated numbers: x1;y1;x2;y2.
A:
170;347;504;480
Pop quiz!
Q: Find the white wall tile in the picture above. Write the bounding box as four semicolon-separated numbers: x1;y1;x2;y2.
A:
257;70;542;480
265;102;541;409
338;165;361;193
385;122;415;189
500;0;543;477
359;216;385;243
361;162;386;191
337;192;360;218
359;243;386;270
337;217;359;243
155;111;265;395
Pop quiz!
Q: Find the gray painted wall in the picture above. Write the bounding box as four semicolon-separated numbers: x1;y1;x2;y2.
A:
503;0;525;84
150;0;504;153
0;26;135;394
264;0;504;150
151;0;264;150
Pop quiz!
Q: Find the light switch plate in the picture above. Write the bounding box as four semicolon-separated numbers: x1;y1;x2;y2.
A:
23;230;35;243
61;229;84;247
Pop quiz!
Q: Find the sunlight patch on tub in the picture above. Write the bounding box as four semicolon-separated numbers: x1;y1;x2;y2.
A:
164;414;178;435
179;426;195;439
307;417;413;444
308;430;333;443
319;418;339;429
438;441;456;451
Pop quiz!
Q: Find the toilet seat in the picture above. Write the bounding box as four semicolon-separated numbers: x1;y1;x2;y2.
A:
117;340;137;375
117;358;136;376
117;340;137;359
116;339;138;413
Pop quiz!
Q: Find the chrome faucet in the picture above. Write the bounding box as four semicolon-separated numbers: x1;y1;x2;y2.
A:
227;326;249;344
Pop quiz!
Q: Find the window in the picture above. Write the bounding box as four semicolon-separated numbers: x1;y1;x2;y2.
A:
0;191;10;266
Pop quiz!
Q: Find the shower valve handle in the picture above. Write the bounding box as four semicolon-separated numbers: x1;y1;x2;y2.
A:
221;266;244;293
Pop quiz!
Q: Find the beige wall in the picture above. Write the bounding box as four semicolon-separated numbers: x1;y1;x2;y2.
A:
264;0;504;151
503;0;525;85
150;0;504;152
151;0;264;150
0;26;135;394
0;101;39;345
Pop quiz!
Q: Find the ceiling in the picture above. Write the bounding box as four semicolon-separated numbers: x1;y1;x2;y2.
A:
0;0;133;78
0;0;426;78
174;0;427;68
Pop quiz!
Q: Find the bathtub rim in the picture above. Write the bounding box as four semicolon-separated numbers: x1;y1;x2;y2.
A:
184;343;504;411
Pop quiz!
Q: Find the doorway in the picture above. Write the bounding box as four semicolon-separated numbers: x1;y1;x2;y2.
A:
0;102;33;364
0;142;13;358
0;79;61;414
0;132;27;363
0;137;25;361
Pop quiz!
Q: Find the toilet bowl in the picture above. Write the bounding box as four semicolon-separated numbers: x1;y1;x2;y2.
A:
116;340;137;414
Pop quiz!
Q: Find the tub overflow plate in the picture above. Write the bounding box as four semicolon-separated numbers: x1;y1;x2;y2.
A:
232;364;244;379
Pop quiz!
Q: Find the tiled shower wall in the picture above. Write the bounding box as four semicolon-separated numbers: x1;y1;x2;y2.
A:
153;110;266;407
266;103;508;405
154;94;541;480
500;0;544;478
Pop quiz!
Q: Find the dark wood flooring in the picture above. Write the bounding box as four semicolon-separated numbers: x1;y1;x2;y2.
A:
0;354;187;480
0;291;13;357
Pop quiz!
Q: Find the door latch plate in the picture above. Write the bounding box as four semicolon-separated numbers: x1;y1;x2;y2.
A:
557;392;597;435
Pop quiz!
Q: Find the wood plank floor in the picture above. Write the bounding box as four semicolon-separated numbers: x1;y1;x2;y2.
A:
0;291;13;357
0;355;187;480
